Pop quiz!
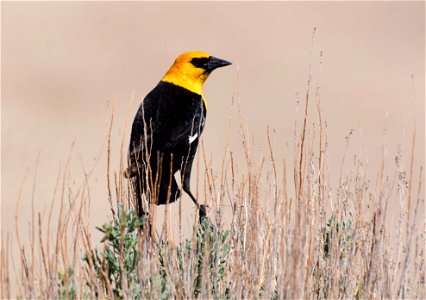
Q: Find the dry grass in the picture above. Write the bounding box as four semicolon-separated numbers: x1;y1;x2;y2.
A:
1;60;424;299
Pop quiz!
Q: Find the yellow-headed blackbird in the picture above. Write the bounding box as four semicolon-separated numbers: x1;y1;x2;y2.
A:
125;52;231;222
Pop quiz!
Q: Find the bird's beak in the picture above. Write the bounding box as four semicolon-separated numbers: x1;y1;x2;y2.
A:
205;56;232;72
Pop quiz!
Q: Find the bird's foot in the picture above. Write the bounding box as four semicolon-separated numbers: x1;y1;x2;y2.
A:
199;204;208;223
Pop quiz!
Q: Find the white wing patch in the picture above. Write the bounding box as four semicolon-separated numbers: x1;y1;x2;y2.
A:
188;133;198;144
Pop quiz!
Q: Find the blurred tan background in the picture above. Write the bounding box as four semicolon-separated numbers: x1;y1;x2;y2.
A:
2;2;424;241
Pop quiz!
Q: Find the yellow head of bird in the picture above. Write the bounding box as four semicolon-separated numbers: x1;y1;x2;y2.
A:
162;52;231;96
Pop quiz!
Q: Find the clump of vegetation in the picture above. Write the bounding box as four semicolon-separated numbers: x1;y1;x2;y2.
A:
75;204;231;299
83;206;145;298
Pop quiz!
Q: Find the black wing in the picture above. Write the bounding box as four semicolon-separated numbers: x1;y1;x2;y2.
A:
126;81;206;177
148;81;206;153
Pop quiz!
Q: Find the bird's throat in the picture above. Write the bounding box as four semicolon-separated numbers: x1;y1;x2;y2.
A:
161;73;208;110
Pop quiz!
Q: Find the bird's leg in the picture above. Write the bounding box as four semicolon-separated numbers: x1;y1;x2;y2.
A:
133;175;146;218
132;174;152;241
181;162;207;223
184;187;207;222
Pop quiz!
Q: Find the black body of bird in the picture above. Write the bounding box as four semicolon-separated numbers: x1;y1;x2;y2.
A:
125;52;231;223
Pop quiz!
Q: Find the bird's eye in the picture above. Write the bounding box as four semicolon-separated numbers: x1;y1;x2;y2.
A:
190;57;210;69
